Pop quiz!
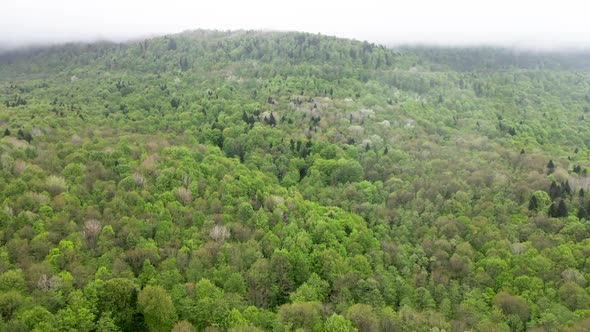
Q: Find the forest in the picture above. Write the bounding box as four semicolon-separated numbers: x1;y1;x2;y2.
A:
0;30;589;331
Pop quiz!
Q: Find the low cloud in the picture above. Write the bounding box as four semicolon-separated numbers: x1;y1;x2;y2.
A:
2;0;590;52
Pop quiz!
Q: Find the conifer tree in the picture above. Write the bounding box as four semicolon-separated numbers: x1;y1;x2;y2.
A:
528;195;538;211
547;160;555;174
557;199;568;217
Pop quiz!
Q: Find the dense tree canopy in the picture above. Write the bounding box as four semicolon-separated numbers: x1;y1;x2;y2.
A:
0;30;589;331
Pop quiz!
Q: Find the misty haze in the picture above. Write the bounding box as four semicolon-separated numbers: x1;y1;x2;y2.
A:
2;0;590;51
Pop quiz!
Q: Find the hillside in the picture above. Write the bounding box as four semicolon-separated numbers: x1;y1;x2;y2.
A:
0;30;589;331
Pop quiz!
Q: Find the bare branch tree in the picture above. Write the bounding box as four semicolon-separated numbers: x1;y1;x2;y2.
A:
83;219;102;248
177;187;193;205
133;172;146;187
209;224;230;243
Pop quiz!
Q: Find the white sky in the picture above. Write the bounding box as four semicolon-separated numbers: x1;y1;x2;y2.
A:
2;0;590;50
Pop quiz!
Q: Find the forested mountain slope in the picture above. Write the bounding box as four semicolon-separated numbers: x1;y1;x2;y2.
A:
0;30;589;331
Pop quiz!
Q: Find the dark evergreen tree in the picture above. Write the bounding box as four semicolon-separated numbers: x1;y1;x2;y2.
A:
557;199;568;217
528;195;538;211
299;166;307;179
547;159;555;174
3;128;10;136
563;181;572;197
508;127;516;136
549;181;561;200
269;113;277;126
548;202;557;217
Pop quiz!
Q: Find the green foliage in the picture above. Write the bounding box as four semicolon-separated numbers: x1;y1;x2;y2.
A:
290;273;329;303
45;175;67;196
18;306;56;330
57;290;96;332
224;272;247;295
0;269;26;293
96;312;120;332
345;304;379;332
0;29;589;330
277;301;322;331
97;278;138;330
0;291;24;320
138;285;177;332
324;313;358;332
